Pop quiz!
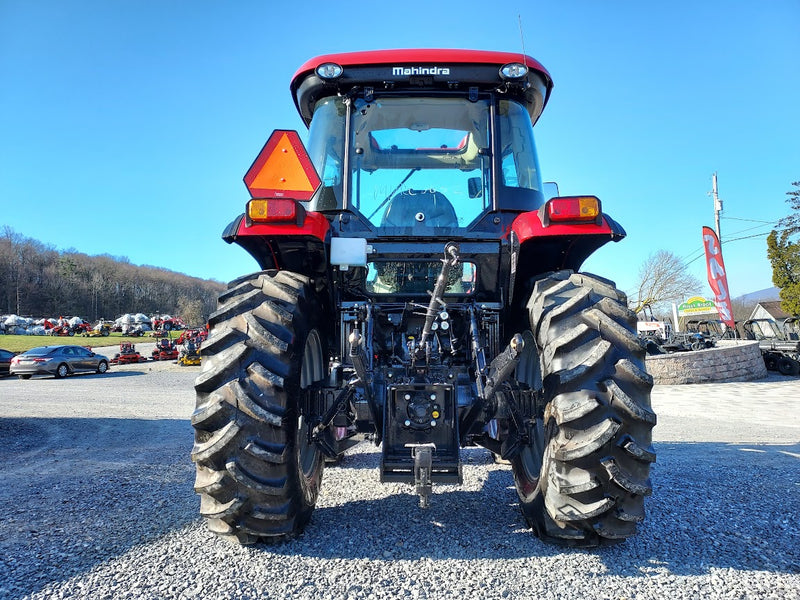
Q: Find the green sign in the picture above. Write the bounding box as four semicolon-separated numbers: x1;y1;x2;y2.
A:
677;296;717;316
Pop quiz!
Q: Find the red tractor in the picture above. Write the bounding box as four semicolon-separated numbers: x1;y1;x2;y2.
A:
191;49;655;547
110;342;145;365
151;338;179;361
44;318;76;336
72;321;93;335
175;327;207;345
152;315;186;332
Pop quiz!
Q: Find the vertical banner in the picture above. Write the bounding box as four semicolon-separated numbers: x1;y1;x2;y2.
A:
701;226;735;328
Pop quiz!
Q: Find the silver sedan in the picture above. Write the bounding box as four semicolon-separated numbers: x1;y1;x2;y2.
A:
10;345;110;379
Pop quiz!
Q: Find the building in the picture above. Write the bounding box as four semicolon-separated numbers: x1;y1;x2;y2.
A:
748;300;791;322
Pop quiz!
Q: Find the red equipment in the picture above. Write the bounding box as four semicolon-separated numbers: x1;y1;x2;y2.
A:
191;48;655;548
175;328;208;345
110;343;146;365
151;338;179;361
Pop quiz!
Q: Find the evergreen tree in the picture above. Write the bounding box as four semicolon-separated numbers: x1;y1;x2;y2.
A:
768;182;800;315
777;181;800;235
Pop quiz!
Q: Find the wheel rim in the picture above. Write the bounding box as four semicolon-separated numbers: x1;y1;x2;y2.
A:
514;417;546;500
58;364;68;377
297;329;324;481
512;334;546;502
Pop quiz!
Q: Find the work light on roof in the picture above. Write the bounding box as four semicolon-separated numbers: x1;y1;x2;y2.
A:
499;63;528;80
316;63;343;79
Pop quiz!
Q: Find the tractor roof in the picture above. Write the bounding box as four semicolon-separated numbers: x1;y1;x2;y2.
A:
290;49;553;126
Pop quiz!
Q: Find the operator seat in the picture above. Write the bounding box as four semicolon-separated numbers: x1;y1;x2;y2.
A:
381;189;458;228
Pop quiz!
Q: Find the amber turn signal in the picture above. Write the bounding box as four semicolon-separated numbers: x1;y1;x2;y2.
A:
546;196;601;223
247;198;298;222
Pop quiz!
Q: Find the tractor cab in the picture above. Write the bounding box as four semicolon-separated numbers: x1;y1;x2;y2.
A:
224;50;623;307
297;50;551;233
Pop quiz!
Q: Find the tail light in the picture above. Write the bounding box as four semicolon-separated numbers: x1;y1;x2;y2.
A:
542;196;602;225
247;198;305;224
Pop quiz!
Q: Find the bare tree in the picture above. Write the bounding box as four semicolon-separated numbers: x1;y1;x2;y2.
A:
730;296;757;321
0;227;224;319
177;296;206;327
632;250;702;314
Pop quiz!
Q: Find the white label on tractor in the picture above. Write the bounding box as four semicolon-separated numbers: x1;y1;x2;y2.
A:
392;66;451;76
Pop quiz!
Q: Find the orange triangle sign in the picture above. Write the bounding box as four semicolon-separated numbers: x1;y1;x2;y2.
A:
243;130;321;200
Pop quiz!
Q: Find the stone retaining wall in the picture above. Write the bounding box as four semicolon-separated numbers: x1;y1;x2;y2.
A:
645;340;767;385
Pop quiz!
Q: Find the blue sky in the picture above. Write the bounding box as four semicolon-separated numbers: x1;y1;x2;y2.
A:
1;1;798;301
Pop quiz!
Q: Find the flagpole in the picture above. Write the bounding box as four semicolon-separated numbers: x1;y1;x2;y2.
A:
711;172;722;243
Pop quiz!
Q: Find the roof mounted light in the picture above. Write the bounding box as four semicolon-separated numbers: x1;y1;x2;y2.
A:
316;62;343;80
499;62;528;80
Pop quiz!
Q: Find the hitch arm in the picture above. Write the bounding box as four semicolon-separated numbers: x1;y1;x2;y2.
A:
349;328;382;439
416;243;459;358
482;333;525;400
460;332;526;443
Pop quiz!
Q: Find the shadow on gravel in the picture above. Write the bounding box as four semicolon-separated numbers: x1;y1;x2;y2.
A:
269;443;800;576
0;417;198;599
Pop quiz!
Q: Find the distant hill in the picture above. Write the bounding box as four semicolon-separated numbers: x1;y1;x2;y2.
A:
1;228;224;323
737;287;780;303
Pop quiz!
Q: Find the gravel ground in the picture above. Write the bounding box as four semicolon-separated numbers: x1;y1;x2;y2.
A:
0;346;798;600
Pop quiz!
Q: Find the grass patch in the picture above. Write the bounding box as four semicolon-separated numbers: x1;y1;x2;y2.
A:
0;331;180;353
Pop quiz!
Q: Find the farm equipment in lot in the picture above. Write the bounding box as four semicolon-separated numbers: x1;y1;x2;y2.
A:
741;318;800;375
44;319;76;336
175;328;208;345
72;322;93;335
152;338;180;361
178;337;201;366
638;315;736;354
152;315;186;332
684;319;723;346
110;343;146;365
191;49;655;547
82;321;112;337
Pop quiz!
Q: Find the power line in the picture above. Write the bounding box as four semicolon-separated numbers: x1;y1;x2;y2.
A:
681;230;772;267
724;231;772;243
685;252;705;266
725;222;777;237
722;216;779;225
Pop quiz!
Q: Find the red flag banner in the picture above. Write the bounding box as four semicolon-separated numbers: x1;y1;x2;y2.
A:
701;226;735;328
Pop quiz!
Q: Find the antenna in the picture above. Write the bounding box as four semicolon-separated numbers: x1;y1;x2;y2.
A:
710;172;722;242
518;14;528;65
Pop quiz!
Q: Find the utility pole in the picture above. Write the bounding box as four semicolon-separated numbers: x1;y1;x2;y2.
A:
711;172;722;242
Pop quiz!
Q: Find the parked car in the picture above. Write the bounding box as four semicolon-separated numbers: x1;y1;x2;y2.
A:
10;345;110;379
0;348;15;377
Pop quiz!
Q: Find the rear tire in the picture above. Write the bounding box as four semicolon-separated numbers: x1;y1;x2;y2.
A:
55;363;69;379
791;359;800;376
191;270;327;544
777;356;799;376
512;271;655;546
